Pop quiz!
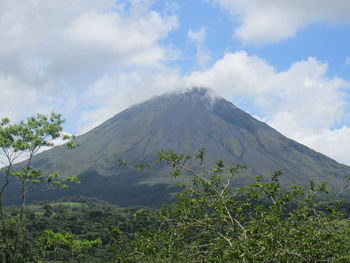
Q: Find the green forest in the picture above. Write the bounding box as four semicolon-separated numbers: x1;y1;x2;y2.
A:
1;113;350;263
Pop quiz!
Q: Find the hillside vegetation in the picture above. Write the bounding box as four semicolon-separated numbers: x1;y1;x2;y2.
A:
1;150;350;262
1;110;350;262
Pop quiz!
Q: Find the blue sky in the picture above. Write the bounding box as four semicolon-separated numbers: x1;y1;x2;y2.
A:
0;0;350;164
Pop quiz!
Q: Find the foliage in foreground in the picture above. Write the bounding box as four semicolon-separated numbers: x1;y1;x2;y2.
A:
0;113;82;262
1;112;350;262
112;149;350;262
2;197;142;262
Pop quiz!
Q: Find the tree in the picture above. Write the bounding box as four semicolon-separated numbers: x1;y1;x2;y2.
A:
113;148;350;262
0;112;79;263
37;230;101;262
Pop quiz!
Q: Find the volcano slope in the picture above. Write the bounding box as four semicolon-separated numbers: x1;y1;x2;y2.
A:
14;88;350;206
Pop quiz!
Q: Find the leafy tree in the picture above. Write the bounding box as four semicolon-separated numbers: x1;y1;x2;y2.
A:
0;113;79;262
37;230;101;262
112;149;350;262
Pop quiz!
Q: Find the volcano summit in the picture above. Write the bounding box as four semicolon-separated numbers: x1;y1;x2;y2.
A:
22;88;350;206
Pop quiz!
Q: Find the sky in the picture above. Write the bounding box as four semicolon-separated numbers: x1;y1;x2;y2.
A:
0;0;350;165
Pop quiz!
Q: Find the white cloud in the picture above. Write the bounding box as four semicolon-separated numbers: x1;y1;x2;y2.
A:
346;58;350;64
0;73;52;120
79;66;184;133
294;127;350;165
0;0;178;121
0;0;114;56
188;27;206;43
188;27;211;68
186;51;350;165
215;0;350;44
66;8;177;67
187;52;276;95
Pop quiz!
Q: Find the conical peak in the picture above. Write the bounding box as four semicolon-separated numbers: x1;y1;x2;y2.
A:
175;87;219;100
152;87;221;109
183;87;212;96
26;85;350;207
164;87;222;112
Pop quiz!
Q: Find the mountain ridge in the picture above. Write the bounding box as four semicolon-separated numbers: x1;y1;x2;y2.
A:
14;87;350;206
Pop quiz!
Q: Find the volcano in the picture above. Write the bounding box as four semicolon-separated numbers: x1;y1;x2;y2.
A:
22;88;350;206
